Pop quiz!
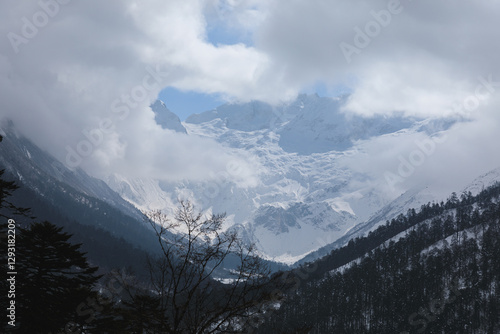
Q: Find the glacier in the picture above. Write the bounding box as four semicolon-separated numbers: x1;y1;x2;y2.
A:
106;94;461;264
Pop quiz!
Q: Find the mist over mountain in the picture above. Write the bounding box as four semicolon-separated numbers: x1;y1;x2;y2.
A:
0;120;163;278
0;118;287;275
105;94;464;264
1;93;496;267
187;94;425;154
2;88;493;268
2;93;499;333
2;2;500;332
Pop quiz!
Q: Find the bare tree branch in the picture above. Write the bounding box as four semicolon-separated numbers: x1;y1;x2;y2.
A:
124;201;283;333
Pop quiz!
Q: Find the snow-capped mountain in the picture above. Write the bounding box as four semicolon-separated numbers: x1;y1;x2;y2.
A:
186;94;419;154
2;94;496;266
106;94;459;264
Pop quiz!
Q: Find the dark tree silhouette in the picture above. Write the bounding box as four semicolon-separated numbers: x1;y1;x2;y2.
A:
16;221;100;333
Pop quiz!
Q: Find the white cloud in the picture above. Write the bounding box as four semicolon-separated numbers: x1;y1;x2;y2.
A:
341;60;474;117
256;0;500;116
1;0;499;191
253;0;500;193
0;0;272;184
340;96;500;198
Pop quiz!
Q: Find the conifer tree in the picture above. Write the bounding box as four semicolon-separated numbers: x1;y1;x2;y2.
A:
16;221;100;333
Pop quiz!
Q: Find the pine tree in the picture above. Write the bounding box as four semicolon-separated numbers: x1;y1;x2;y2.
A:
16;221;100;333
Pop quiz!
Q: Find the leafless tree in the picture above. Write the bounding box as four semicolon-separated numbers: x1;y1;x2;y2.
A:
132;200;280;333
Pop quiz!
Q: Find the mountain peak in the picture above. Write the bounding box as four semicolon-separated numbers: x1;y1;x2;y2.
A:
185;94;441;155
150;100;187;134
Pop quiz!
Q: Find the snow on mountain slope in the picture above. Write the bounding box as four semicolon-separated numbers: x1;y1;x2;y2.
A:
462;166;500;195
186;100;283;132
277;95;417;154
106;174;177;212
106;95;458;264
299;164;500;265
113;121;377;263
186;94;422;155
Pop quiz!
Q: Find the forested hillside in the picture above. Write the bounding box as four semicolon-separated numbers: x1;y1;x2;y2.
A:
257;184;500;333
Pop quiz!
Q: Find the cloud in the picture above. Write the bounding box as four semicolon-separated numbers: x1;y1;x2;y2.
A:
252;0;500;195
341;60;475;117
0;0;271;184
256;0;500;116
339;95;500;198
0;0;499;192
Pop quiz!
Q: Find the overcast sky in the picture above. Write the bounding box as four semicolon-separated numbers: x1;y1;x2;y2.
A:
1;0;499;191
